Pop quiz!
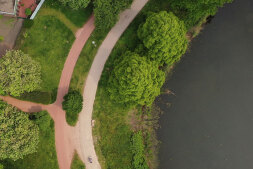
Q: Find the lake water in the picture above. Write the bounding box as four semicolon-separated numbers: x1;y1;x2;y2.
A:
157;0;253;169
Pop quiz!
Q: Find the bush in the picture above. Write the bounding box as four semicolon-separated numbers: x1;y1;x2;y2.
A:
0;100;39;161
0;36;4;42
131;132;149;169
25;8;32;16
108;51;165;108
62;90;83;126
32;111;51;133
0;163;3;169
0;50;41;97
138;11;188;66
58;0;90;10
168;0;233;28
94;0;133;32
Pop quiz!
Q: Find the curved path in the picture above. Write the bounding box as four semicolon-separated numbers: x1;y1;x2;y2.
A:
0;0;148;168
78;0;148;168
0;15;95;169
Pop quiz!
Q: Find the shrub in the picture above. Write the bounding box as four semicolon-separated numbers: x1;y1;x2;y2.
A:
0;100;39;161
138;11;188;66
25;8;32;16
58;0;90;10
62;90;83;126
0;36;4;42
131;132;149;169
0;163;3;169
107;51;165;108
32;111;51;133
0;50;41;97
168;0;233;28
94;0;133;32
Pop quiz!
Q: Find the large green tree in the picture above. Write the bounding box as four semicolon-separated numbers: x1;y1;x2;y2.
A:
58;0;90;9
138;11;188;66
108;51;165;107
0;101;39;161
0;50;41;97
168;0;233;28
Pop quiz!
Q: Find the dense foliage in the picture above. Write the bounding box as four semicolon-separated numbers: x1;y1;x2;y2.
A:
108;51;165;107
0;50;41;97
0;101;39;161
138;11;188;65
0;163;3;169
62;90;83;125
32;111;51;133
94;0;133;31
168;0;233;28
58;0;90;10
131;132;149;169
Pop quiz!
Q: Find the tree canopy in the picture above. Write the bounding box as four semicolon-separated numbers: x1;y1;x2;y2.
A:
58;0;90;10
62;90;83;126
138;11;188;66
0;100;39;161
108;51;165;107
0;50;41;97
94;0;133;31
168;0;233;28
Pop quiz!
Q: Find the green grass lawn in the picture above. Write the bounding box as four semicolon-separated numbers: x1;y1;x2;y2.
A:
1;112;58;169
15;2;93;104
70;32;106;93
71;153;86;169
16;16;75;104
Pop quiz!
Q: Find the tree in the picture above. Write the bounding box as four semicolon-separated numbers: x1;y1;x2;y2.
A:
94;0;133;31
138;11;188;66
0;100;39;161
168;0;233;28
62;90;83;126
58;0;90;10
108;51;165;107
0;50;41;97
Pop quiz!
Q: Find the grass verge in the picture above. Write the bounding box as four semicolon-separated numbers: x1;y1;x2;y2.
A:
71;153;86;169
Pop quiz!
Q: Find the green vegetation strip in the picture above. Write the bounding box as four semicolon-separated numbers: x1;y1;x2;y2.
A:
39;8;79;34
71;153;86;169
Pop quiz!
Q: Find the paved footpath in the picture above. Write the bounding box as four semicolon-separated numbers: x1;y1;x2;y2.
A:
78;0;149;169
0;0;149;168
0;15;95;169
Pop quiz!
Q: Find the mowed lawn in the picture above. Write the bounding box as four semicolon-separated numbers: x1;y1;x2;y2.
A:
16;2;93;104
16;16;75;104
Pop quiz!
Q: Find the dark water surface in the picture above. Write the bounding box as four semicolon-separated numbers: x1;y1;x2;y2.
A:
157;0;253;169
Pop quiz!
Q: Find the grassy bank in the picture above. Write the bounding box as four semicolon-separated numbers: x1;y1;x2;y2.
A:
91;0;214;168
1;111;58;169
